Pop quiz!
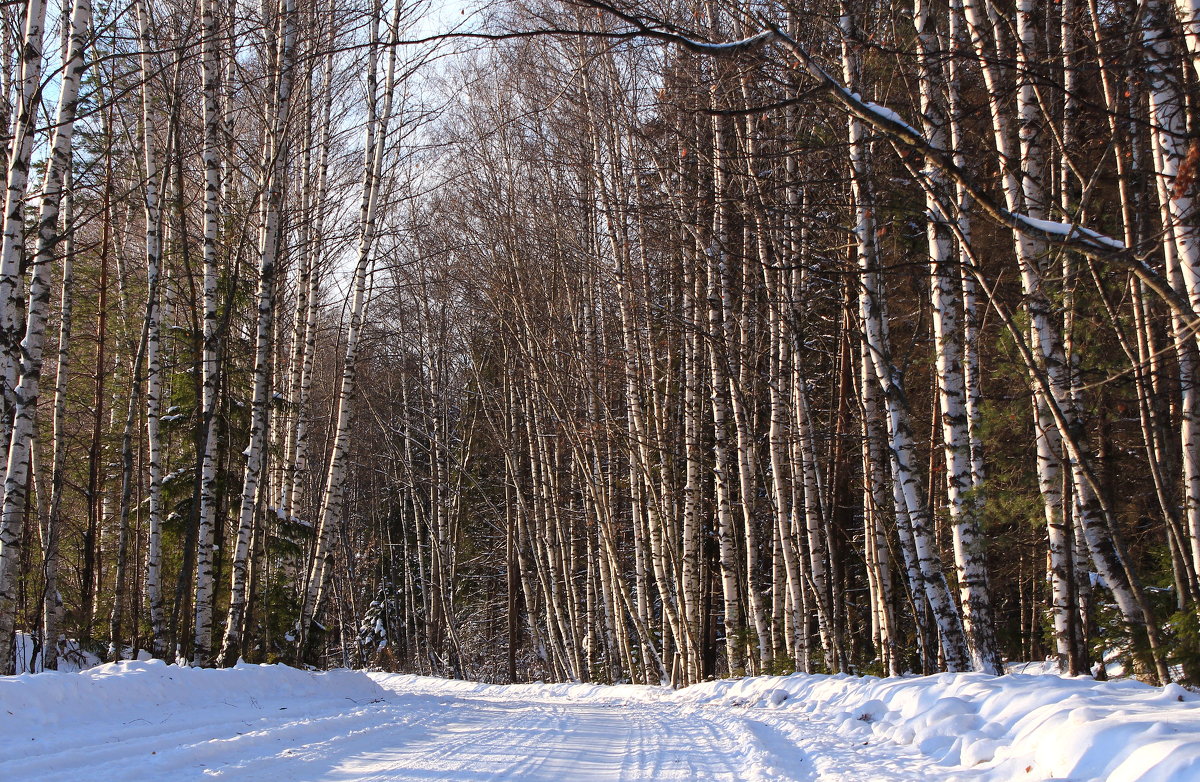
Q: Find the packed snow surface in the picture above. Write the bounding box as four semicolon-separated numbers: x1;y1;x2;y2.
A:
1;660;1197;781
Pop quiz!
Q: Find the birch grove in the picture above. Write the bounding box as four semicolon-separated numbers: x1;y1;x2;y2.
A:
0;0;1196;690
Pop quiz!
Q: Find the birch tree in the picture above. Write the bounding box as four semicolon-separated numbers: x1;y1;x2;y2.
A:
0;0;90;672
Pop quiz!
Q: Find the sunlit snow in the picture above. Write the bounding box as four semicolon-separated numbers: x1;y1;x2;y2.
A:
1;661;1197;781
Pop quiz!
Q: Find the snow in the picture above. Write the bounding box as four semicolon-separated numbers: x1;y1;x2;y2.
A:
1015;215;1127;251
669;28;779;56
863;100;922;136
677;672;1200;781
1;661;1197;781
12;633;101;674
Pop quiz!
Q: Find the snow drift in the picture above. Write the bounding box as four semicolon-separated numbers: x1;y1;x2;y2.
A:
676;671;1200;781
0;659;387;736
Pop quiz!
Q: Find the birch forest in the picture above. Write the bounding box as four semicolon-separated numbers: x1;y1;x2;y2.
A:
0;0;1199;688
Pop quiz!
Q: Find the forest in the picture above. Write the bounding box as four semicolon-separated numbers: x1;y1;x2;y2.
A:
0;0;1197;690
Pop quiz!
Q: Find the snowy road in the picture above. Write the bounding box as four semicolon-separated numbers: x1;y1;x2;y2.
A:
5;662;1199;781
0;666;945;781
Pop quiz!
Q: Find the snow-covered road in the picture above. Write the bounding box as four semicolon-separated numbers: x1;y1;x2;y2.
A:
0;665;945;781
3;662;1198;781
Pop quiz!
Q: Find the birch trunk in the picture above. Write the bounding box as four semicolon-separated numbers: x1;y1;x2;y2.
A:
1144;0;1200;582
680;252;704;681
766;264;805;673
706;101;746;674
0;0;89;672
794;361;838;671
130;0;168;659
1173;0;1200;81
282;23;334;526
840;3;970;672
193;0;223;665
41;163;75;671
915;0;1001;674
219;0;296;668
0;0;49;433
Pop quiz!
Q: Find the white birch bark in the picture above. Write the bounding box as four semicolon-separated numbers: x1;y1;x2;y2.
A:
581;60;685;671
1144;0;1200;581
959;0;1085;674
41;165;74;671
35;4;76;669
1173;0;1200;81
218;0;296;667
729;267;771;671
281;24;334;525
859;366;900;675
840;4;970;672
915;0;1001;675
705;100;746;674
942;2;986;493
0;0;48;434
1057;0;1092;674
193;0;224;666
680;253;704;681
766;259;805;673
0;0;88;672
130;0;167;659
862;345;932;671
612;211;684;672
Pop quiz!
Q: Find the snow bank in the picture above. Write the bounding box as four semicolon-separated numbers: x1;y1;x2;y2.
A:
0;659;386;739
371;668;1200;780
4;661;1196;781
370;671;670;704
678;671;1200;782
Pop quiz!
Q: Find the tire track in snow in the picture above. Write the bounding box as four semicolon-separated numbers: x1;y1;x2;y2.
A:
5;676;950;781
295;696;770;781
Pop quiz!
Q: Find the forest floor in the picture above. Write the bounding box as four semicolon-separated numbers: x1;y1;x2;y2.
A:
1;660;1198;781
